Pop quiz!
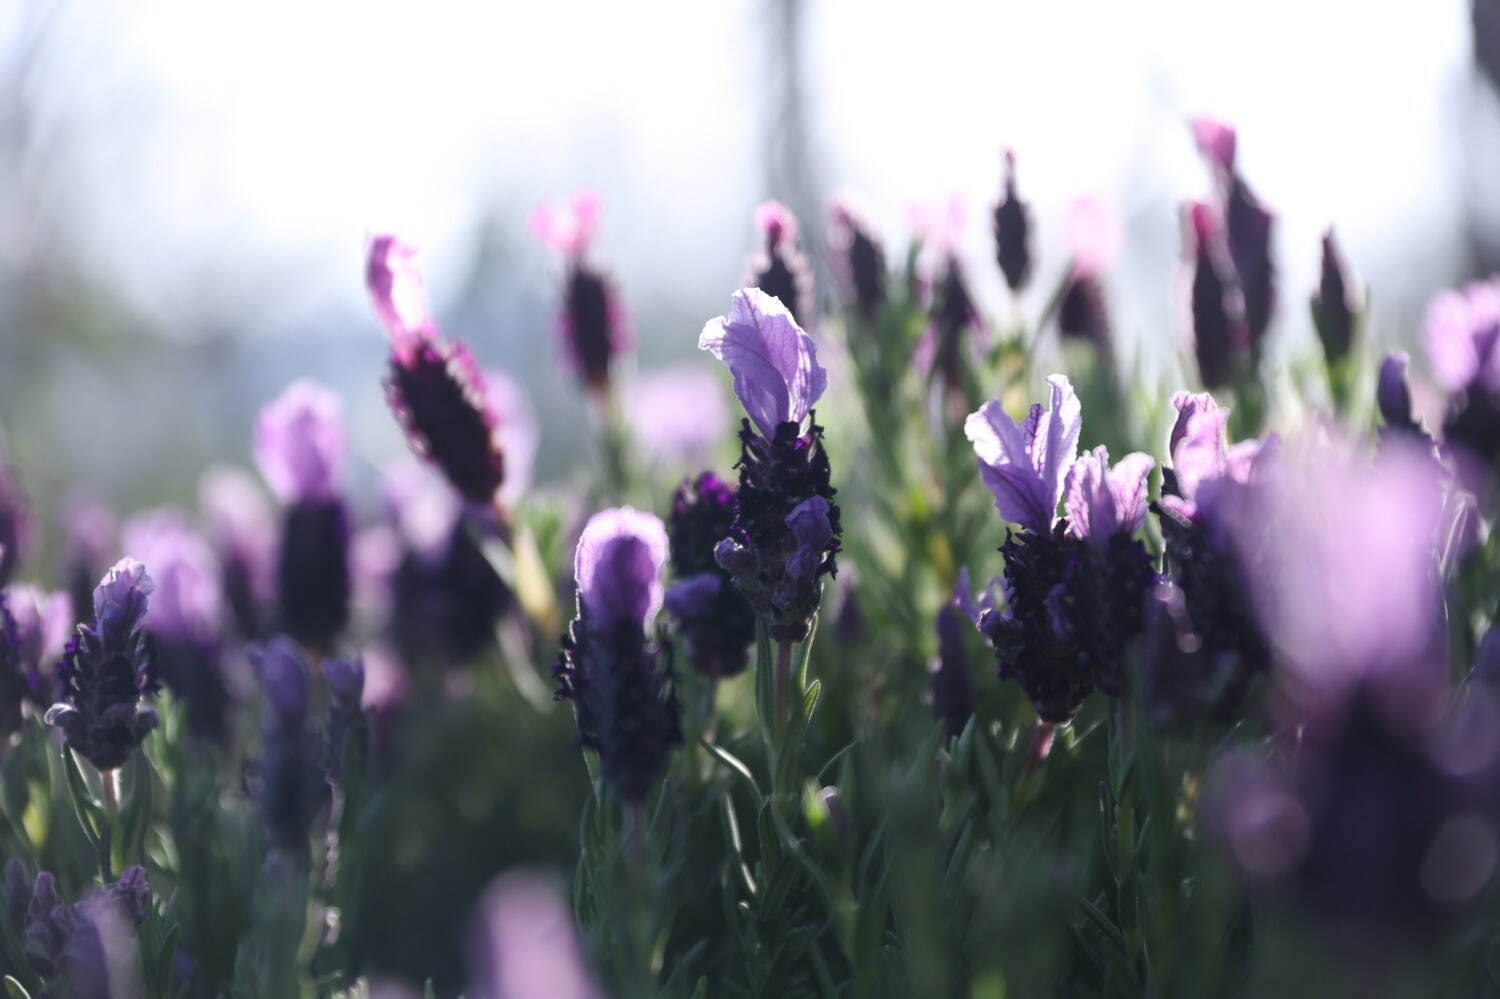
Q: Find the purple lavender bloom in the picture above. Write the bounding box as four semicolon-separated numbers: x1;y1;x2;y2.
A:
553;508;681;802
968;378;1155;716
485;370;538;511
1185;203;1248;390
700;289;840;643
665;472;755;678
749;200;813;327
255;382;351;654
828;198;886;318
623;367;729;470
122;509;230;742
1192;117;1276;355
964;374;1081;534
532;193;630;395
1312;228;1358;365
383;462;509;667
15;865;149;992
1424;278;1500;462
930;600;975;738
930;255;980;397
199;466;276;640
61;493;115;627
992;149;1033;294
1063;446;1154;547
0;433;30;587
4;584;72;710
45;559;159;771
469;870;603;999
252;637;320;850
1378;352;1417;430
1056;197;1119;350
368;234;511;506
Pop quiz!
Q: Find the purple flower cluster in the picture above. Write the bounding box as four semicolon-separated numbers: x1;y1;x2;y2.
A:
553;508;682;803
533;193;630;396
700;289;841;643
664;472;757;678
3;861;151;994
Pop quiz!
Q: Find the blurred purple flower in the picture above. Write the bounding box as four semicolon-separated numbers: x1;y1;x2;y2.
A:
0;432;30;587
46;559;159;771
3;584;71;710
827;196;886;318
254;381;345;505
61;493;116;627
1184;203;1248;390
252;637;320;850
930;601;975;737
366;233;438;360
1063;446;1154;545
623;367;730;468
1312;228;1358;365
485;370;538;509
1158;391;1269;533
749;200;812;326
1056;196;1119;347
532;192;630;395
965;374;1082;534
699;288;828;440
323;654;366;781
992;148;1033;295
666;472;755;677
1189;116;1237;173
469;870;602;999
199;466;276;640
1424;277;1500;394
1377;352;1417;430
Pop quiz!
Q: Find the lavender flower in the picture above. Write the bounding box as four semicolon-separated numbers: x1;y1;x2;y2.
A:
384;462;509;667
0;433;30;587
553;508;681;803
1185;202;1247;390
992;149;1033;294
199;466;276;640
623;367;730;470
1378;352;1417;430
469;870;603;999
1424;278;1500;462
930;599;975;738
3;584;71;710
665;472;756;678
45;558;159;771
966;377;1156;716
255;381;351;654
123;509;231;741
749;200;812;326
61;493;115;627
1192;116;1276;356
699;289;841;643
930;254;980;397
1056;197;1118;349
828;198;886;318
368;234;510;506
253;637;320;850
532;193;630;395
13;864;150;992
1311;228;1358;365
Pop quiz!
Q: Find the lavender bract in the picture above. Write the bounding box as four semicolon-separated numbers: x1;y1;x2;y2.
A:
199;466;276;640
368;234;510;506
1185;202;1247;390
992;149;1033;294
749;201;812;326
665;472;756;678
700;289;841;643
255;381;351;654
1192;116;1276;357
45;558;159;771
553;508;681;803
964;374;1081;535
469;870;602;999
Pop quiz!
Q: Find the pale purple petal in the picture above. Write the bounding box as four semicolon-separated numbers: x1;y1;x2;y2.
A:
785;496;834;551
623;366;730;467
1424;289;1482;392
382;460;462;562
964;403;1051;532
698;288;827;438
1064;447;1154;543
5;583;71;673
1168;391;1220;458
93;558;154;642
253;381;346;503
1189;116;1237;172
573;507;669;631
366;234;437;361
469;870;602;999
121;509;223;644
1032;375;1083;520
1170;404;1231;504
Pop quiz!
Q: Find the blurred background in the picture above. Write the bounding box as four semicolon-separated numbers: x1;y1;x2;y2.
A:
1;0;1499;524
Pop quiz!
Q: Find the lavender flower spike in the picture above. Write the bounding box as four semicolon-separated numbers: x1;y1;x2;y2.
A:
749;200;812;326
1378;352;1417;430
699;288;828;440
964;375;1082;534
253;380;345;505
554;508;681;803
46;558;159;771
1064;446;1154;545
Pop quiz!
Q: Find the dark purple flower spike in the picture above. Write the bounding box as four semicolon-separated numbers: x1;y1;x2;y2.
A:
368;234;510;508
749;200;813;327
931;597;975;738
992;148;1033;295
532;193;630;396
828;198;886;319
1185;202;1248;390
700;289;841;644
45;558;160;771
665;472;756;678
252;637;321;850
553;508;681;803
1424;278;1500;463
254;381;351;655
1056;197;1118;351
1312;228;1358;366
199;466;276;640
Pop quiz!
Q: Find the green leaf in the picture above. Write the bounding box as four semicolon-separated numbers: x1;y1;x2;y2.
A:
4;976;33;999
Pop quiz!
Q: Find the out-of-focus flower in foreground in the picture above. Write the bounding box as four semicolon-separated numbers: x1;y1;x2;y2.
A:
469;869;602;999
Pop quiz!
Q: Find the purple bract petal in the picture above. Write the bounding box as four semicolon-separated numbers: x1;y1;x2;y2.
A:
93;558;154;640
253;381;346;503
366;234;437;362
121;509;223;645
1190;116;1237;173
698;288;827;439
1064;446;1154;544
964;374;1081;533
664;572;722;619
1423;279;1500;393
573;507;669;632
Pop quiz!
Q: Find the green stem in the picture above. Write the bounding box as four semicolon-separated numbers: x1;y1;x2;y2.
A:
99;765;117;880
774;640;794;734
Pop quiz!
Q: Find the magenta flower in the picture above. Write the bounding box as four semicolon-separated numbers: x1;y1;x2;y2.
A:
532;192;630;394
964;375;1082;534
698;288;828;440
1189;116;1238;173
366;233;438;362
1056;197;1119;346
253;381;345;504
1424;278;1500;394
1063;446;1154;545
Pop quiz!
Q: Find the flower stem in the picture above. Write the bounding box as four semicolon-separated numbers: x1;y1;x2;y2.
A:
774;640;794;732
